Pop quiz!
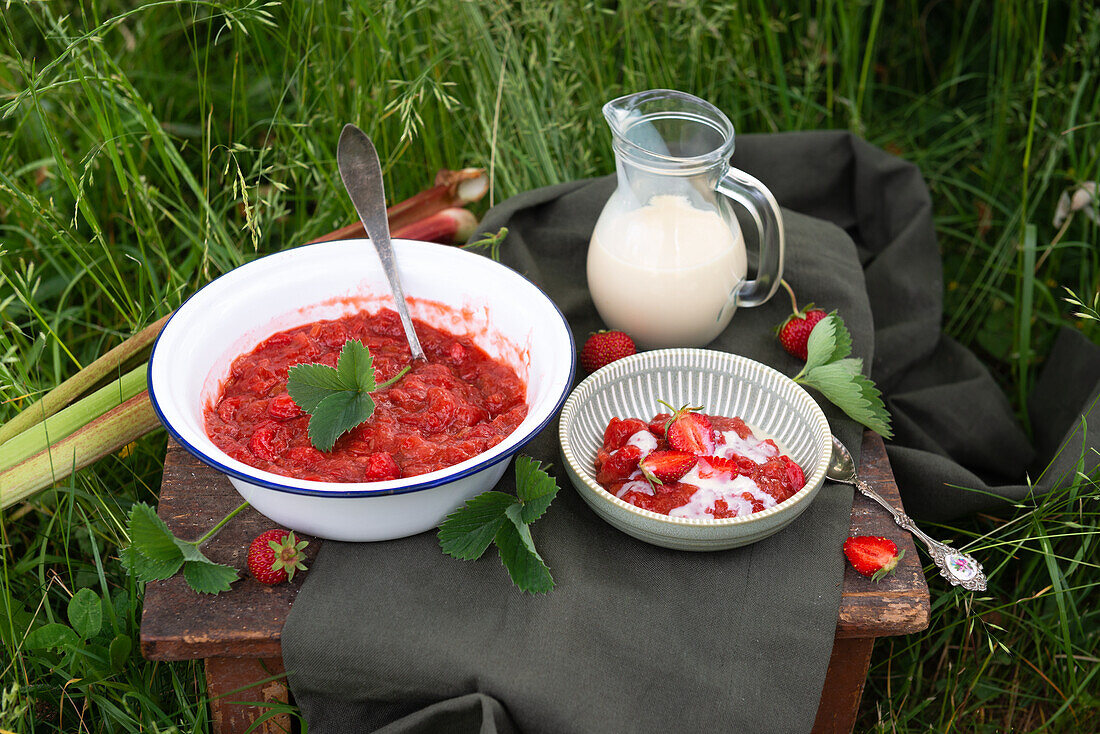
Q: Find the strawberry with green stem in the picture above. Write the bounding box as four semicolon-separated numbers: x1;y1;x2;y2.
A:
776;279;828;361
639;450;698;488
659;401;716;455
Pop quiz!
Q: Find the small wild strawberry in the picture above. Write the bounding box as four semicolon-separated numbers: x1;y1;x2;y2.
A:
247;529;309;585
580;330;636;373
775;280;828;361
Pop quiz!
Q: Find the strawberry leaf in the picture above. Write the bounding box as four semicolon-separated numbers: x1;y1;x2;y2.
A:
800;314;852;376
437;491;514;560
336;337;377;392
123;503;185;581
122;503;239;594
285;363;347;413
799;359;893;438
182;560;238;595
437;455;558;593
119;545;182;582
307;390;376;452
791;313;892;438
286;339;404;452
495;512;554;594
514;456;558;523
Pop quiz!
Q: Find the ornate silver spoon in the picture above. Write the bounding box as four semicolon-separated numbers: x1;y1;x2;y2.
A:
827;436;987;591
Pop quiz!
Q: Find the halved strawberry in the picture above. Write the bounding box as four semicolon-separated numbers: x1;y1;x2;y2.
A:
662;404;716;455
843;536;904;581
639;450;697;486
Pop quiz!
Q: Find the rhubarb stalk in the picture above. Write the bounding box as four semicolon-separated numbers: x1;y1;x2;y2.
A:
392;207;479;244
0;364;148;473
310;167;488;244
0;391;161;509
0;314;168;445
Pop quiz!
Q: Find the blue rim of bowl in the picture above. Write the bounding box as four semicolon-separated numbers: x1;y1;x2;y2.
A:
147;240;576;499
558;348;831;525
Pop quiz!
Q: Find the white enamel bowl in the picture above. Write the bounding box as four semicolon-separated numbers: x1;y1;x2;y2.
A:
559;349;831;551
148;239;575;541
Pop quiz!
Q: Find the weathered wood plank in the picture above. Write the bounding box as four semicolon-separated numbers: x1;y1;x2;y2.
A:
141;431;928;660
139;444;316;660
810;636;875;733
206;657;291;733
835;432;930;638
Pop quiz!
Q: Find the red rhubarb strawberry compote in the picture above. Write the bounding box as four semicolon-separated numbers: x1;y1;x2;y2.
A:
594;410;805;519
203;308;527;482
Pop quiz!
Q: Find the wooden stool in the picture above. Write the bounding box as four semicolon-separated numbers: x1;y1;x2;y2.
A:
140;431;929;733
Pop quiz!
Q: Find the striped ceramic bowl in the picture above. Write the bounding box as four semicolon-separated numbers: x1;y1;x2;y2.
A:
559;349;832;551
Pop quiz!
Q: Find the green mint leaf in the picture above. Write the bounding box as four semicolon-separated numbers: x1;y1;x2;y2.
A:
495;516;554;594
307;390;375;452
286;362;348;413
514;456;559;524
67;588;102;639
437;491;515;560
799;359;893;438
336;339;377;393
182;560;238;595
287;340;397;452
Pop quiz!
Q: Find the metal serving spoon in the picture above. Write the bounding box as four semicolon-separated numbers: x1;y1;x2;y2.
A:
827;436;987;591
337;123;426;362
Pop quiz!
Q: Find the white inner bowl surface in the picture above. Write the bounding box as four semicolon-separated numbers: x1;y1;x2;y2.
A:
149;239;574;495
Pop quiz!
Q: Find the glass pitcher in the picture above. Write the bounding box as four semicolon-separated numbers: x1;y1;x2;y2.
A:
587;89;784;348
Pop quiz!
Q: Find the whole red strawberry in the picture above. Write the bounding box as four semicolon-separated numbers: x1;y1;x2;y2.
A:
580;330;636;373
778;307;827;360
775;280;828;361
247;529;309;585
843;536;904;581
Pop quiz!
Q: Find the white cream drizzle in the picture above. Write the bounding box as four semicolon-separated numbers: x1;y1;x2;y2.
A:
715;429;778;465
625;429;659;454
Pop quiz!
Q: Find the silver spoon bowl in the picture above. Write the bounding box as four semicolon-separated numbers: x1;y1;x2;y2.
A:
828;436;987;591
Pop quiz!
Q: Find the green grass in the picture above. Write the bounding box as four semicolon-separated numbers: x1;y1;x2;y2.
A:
1;1;1097;730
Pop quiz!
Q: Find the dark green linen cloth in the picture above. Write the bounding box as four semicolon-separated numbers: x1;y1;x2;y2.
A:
282;131;1100;733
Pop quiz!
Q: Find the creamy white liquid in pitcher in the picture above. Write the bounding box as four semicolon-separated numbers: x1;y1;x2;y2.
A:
587;194;747;348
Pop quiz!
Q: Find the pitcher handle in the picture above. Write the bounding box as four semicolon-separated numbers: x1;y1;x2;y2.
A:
716;168;784;308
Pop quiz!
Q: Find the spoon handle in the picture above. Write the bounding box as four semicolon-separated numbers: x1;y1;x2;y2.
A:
337;124;426;362
852;477;987;592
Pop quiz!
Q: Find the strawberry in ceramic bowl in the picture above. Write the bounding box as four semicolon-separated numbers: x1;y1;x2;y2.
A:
558;348;831;551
